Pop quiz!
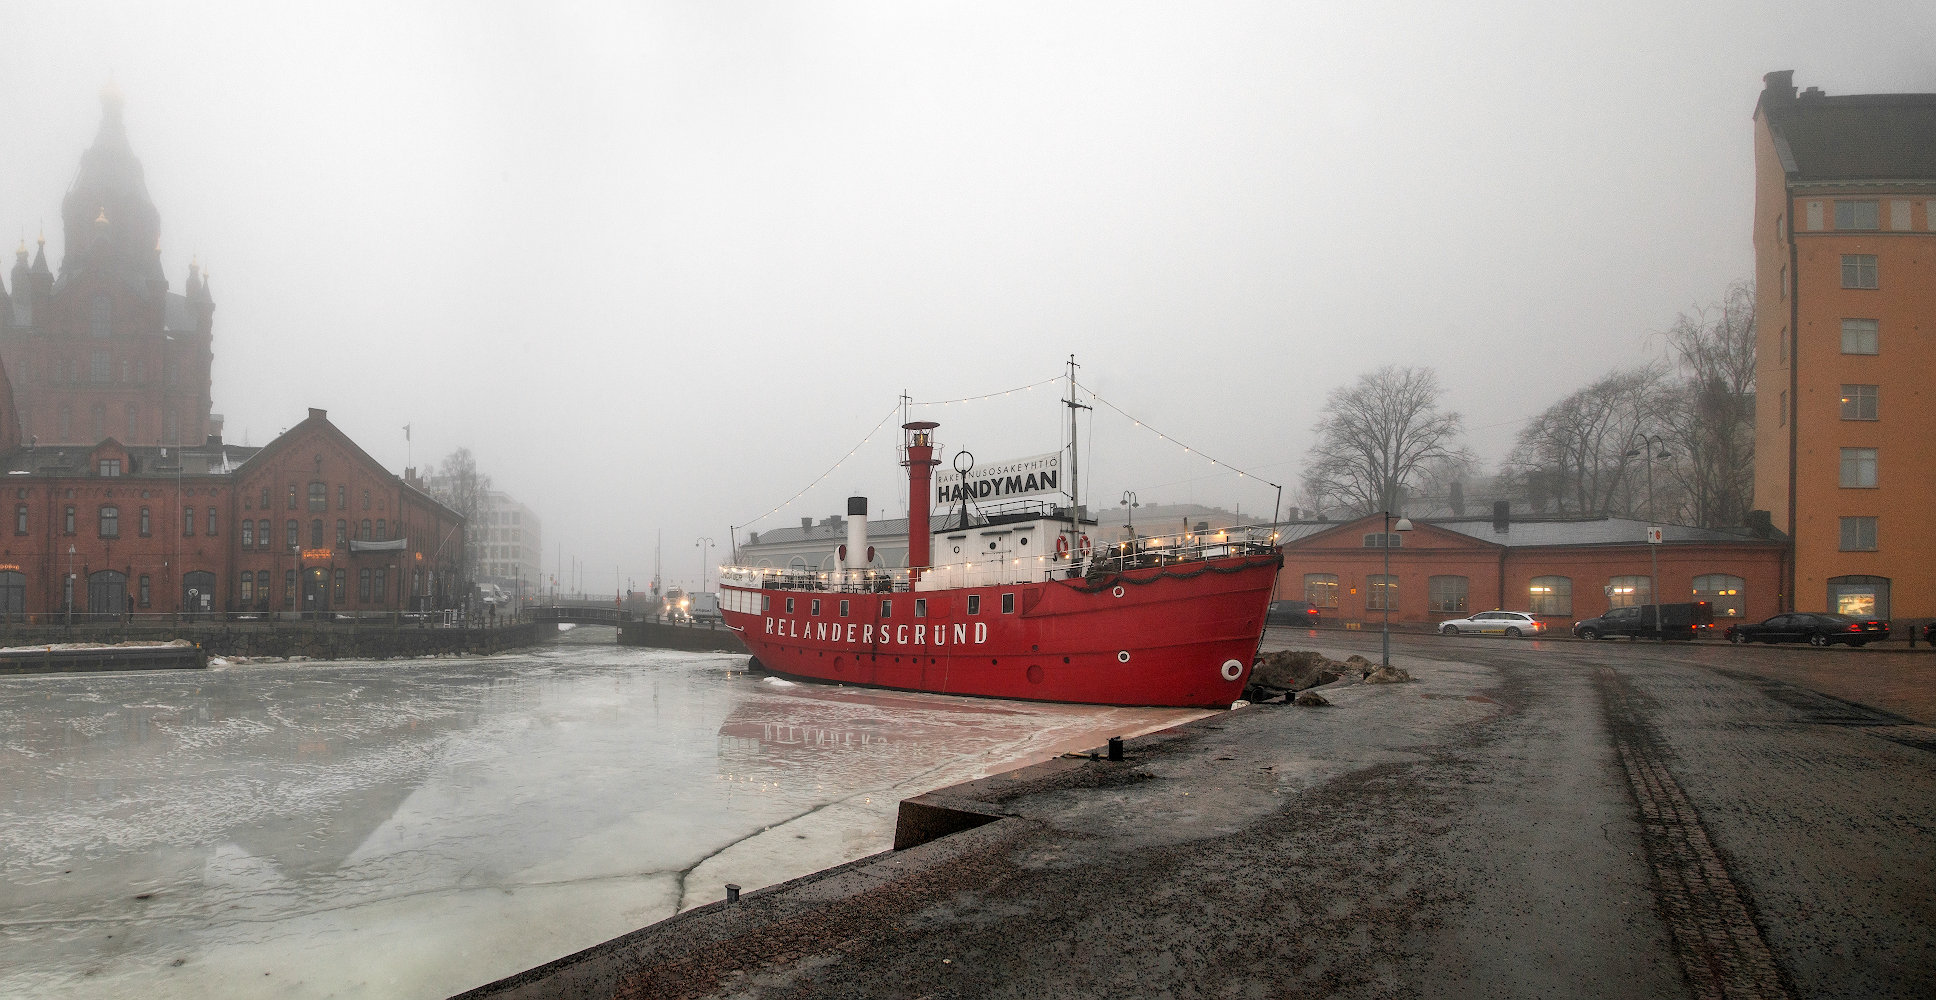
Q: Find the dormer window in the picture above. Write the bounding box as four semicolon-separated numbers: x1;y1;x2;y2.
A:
98;459;120;477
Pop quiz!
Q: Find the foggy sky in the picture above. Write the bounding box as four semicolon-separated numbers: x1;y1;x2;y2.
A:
2;2;1931;591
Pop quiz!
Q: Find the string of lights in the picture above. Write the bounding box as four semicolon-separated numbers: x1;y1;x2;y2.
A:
1078;381;1282;490
737;400;903;530
912;374;1063;406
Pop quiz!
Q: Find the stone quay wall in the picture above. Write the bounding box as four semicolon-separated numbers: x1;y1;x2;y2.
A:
0;621;548;661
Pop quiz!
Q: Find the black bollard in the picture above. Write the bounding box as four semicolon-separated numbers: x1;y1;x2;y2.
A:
1107;736;1124;761
725;883;741;904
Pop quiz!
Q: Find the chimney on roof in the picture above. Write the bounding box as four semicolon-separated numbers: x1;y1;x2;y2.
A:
307;407;326;422
1762;70;1796;102
1492;500;1511;533
1746;509;1774;539
800;516;812;531
1800;85;1826;100
204;433;221;447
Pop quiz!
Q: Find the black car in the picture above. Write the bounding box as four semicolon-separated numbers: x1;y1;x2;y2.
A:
1266;600;1323;628
1574;602;1714;641
1724;612;1890;647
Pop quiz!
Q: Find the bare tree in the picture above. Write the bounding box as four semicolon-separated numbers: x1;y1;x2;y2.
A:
1659;282;1756;529
430;447;492;589
1502;365;1669;518
1301;366;1465;517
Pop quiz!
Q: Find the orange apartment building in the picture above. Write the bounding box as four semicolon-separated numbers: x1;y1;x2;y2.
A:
1753;72;1936;620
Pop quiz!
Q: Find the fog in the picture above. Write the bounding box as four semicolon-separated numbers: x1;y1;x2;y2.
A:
2;2;1930;590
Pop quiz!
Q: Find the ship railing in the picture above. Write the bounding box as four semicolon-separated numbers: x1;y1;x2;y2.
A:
718;566;914;594
1087;524;1282;574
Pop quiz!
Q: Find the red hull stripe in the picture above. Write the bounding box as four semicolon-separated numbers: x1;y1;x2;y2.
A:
720;557;1279;709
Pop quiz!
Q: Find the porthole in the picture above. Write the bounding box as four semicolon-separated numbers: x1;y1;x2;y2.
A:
952;546;960;554
1027;664;1044;684
988;541;997;550
1020;537;1028;546
1117;650;1131;663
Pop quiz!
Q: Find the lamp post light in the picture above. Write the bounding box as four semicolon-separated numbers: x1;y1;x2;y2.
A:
1624;434;1673;641
1119;491;1139;536
694;537;714;593
1381;510;1414;668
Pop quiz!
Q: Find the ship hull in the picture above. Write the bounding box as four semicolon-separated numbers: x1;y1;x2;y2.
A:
617;617;749;653
719;554;1279;708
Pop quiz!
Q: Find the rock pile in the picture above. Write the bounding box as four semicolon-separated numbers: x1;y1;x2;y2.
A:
1245;649;1415;703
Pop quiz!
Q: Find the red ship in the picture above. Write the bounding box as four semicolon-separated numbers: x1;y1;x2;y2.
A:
717;374;1281;708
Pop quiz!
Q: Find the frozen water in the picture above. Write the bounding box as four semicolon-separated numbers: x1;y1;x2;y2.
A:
0;632;1204;998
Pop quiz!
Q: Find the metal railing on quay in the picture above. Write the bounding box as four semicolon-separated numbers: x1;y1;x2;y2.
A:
0;608;520;631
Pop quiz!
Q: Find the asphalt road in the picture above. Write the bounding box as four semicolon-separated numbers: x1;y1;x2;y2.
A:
464;629;1936;1000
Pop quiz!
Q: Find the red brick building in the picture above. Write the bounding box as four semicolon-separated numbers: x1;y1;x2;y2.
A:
1;85;218;447
1274;511;1787;629
0;408;462;616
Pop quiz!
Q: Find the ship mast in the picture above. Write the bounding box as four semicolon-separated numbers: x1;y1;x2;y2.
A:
1064;354;1091;563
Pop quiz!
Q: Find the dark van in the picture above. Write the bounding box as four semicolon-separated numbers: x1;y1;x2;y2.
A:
1573;602;1714;641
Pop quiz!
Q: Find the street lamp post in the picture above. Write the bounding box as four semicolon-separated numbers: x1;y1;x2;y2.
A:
1625;435;1673;640
694;537;714;593
1380;510;1414;668
66;544;76;627
1119;491;1139;537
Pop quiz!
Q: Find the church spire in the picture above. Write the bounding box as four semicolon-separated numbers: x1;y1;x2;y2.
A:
59;83;162;285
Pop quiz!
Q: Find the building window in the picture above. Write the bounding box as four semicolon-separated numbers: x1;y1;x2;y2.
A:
286;484;298;509
1692;574;1745;619
1891;200;1912;231
1365;575;1396;611
363;490;372;510
361;519;372;539
1002;593;1015;613
124;405;136;441
1840;385;1878;421
242;520;254;547
1304;573;1339;608
285;519;298;548
1776;213;1784;239
338;485;347;509
967;595;981;615
99;505;119;538
337;519;348;545
1362;533;1402;548
1779;391;1787;426
1529;576;1572;616
260;487;271;510
308;482;326;512
240;573;254;605
1607;575;1652;608
1839;516;1878;552
838;599;849;618
90;351;110;382
1828;575;1889;618
206;508;217;536
182;507;195;536
1841;254;1878;289
359;568;372;602
1834;200;1879;231
1428;575;1468;613
13;505;24;535
98;459;121;477
138;574;150;608
90;403;106;440
1839;448;1877;488
376;519;386;541
1841;319;1879;354
311;519;326;548
284;570;296;608
334;570;346;603
1805;201;1822;231
64;505;75;535
257;519;271;550
914;598;927;617
139;507;150;536
374;569;386;602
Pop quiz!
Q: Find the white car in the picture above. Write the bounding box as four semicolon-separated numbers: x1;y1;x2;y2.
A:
1438;611;1547;637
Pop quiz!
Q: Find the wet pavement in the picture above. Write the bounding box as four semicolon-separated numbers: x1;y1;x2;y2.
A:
466;629;1936;999
0;629;1204;999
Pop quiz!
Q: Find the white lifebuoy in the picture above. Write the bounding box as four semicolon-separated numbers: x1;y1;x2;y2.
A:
1055;535;1070;560
1220;659;1244;682
1111;585;1125;598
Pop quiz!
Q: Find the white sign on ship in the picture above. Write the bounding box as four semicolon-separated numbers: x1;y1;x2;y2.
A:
934;452;1063;505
